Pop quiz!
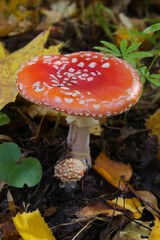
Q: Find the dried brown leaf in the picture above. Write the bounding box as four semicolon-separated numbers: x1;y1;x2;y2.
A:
92;151;132;190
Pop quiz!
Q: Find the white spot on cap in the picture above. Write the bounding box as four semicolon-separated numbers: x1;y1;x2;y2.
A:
79;100;85;105
72;58;78;63
103;57;109;60
33;81;44;92
64;98;73;103
87;77;93;81
54;61;62;65
71;81;78;84
74;90;81;95
55;96;62;103
50;74;57;79
53;65;58;69
84;53;91;56
61;57;68;60
61;87;70;90
69;68;75;72
91;72;96;76
102;63;110;68
89;62;97;68
57;75;62;78
19;83;25;91
82;73;89;77
93;104;100;110
97;71;101;75
77;62;84;67
27;61;36;65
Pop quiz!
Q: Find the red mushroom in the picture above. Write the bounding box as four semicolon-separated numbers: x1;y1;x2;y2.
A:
16;51;142;168
54;158;86;184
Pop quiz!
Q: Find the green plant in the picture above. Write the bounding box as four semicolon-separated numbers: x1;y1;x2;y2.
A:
0;112;10;126
94;39;153;67
143;23;160;34
0;113;42;187
94;24;160;88
0;142;42;187
82;1;115;41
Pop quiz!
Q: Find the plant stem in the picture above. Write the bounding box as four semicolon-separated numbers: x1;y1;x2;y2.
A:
52;112;61;140
146;48;160;76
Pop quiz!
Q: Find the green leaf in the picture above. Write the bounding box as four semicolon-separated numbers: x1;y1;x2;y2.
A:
124;42;142;55
0;142;42;187
148;74;160;78
120;39;128;56
128;51;153;58
95;3;114;41
100;41;120;54
123;56;136;68
147;77;160;87
139;66;148;76
129;29;157;45
0;112;10;126
143;23;160;34
94;46;121;57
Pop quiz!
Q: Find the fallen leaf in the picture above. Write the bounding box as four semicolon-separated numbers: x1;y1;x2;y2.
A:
92;151;133;190
90;122;103;136
0;27;61;109
112;197;144;219
76;199;132;218
145;109;160;160
0;220;19;239
110;221;151;240
136;190;158;216
27;104;68;126
0;42;6;59
0;180;5;192
149;217;160;240
43;206;58;217
119;13;133;29
41;9;61;25
7;190;17;215
12;209;56;240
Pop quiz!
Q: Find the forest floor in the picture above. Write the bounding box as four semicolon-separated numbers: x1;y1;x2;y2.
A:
0;1;160;239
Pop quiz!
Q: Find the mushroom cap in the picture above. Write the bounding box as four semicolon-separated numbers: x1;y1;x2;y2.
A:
16;52;142;117
54;158;86;182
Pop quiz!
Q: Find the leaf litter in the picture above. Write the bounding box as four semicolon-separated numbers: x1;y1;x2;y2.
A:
0;1;160;240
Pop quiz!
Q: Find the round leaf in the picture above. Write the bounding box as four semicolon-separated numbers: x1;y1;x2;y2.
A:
0;142;42;187
0;112;10;126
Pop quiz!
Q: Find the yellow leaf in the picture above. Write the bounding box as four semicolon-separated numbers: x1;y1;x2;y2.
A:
0;27;61;109
136;190;158;216
76;200;127;218
92;151;133;190
12;209;56;240
145;109;160;160
112;197;144;219
149;217;160;240
0;42;6;59
112;221;150;240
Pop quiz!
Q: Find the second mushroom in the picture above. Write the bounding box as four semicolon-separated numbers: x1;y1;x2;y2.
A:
16;51;142;169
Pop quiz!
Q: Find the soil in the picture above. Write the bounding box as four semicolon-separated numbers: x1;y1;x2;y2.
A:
1;5;160;239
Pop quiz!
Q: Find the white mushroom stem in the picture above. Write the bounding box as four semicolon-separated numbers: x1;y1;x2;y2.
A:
66;116;99;167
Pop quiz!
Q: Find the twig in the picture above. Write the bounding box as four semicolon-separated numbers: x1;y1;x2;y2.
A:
72;219;95;240
121;176;160;216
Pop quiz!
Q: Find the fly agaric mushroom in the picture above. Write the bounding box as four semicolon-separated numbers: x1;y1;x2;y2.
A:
16;51;142;168
54;158;86;187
